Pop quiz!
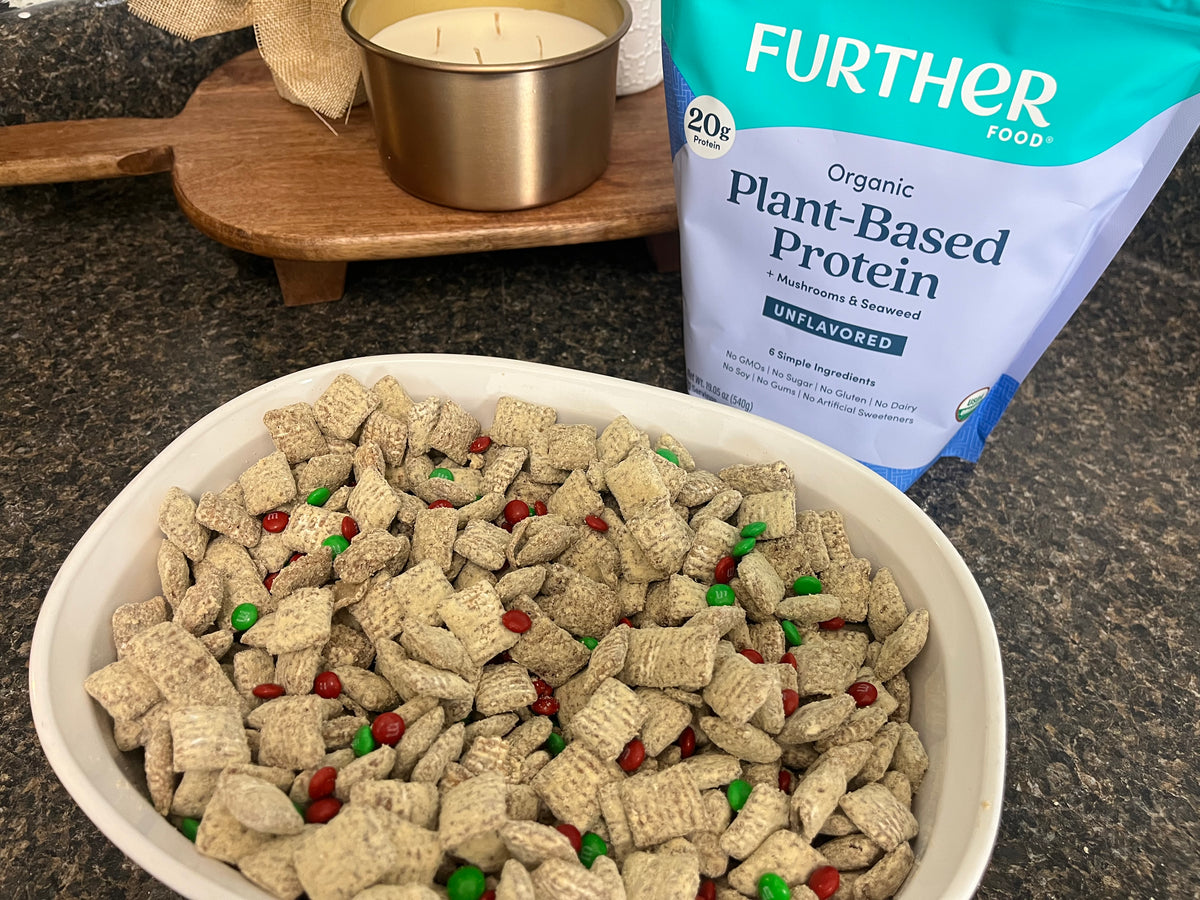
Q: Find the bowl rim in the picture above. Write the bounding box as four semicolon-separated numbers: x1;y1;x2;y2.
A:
30;353;1006;899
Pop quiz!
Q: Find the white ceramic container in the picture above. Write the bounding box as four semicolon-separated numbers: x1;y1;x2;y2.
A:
30;354;1005;900
616;0;662;95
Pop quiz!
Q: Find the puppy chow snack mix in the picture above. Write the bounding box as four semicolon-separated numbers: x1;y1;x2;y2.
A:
86;374;935;898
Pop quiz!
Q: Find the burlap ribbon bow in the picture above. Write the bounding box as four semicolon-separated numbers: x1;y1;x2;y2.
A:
128;0;362;118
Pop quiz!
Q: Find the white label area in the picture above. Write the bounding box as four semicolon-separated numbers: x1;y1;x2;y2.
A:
683;95;737;159
677;115;1172;469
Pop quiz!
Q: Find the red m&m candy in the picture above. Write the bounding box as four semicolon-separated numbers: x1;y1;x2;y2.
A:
262;511;289;533
808;865;840;900
713;556;737;584
313;671;342;699
617;738;646;773
782;689;800;717
502;609;532;633
504;499;531;526
532;696;559;716
371;712;406;745
847;681;879;707
305;796;342;824
308;766;337;800
556;823;582;852
677;726;696;758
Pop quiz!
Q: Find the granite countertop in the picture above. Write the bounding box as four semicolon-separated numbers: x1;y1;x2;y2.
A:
2;2;1198;898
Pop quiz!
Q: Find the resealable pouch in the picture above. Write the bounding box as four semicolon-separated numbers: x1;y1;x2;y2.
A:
663;0;1200;488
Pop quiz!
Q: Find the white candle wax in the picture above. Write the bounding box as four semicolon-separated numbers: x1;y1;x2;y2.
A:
371;7;606;65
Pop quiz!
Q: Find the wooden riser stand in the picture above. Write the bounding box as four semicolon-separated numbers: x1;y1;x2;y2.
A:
0;51;680;305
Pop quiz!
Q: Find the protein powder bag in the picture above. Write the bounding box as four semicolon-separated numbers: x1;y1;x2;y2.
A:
663;0;1200;488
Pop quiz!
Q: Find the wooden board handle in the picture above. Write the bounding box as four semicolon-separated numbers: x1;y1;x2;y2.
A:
0;118;178;186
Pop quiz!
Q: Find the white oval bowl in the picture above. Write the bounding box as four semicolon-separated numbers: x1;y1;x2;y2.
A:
30;354;1005;900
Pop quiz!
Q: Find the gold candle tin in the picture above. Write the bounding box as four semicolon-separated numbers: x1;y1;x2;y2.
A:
342;0;633;211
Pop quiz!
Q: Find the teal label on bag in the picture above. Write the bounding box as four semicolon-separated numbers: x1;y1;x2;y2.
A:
663;0;1200;165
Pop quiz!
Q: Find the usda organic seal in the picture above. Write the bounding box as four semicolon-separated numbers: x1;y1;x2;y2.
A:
956;388;990;422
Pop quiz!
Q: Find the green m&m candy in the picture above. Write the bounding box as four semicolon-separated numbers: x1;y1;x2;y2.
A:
446;865;486;900
322;534;350;559
793;575;823;595
579;637;599;651
740;521;767;538
230;602;258;632
306;487;332;506
429;467;455;480
757;872;791;900
178;817;200;842
545;733;566;757
351;724;377;757
731;537;757;557
706;584;736;607
780;620;803;647
727;778;752;811
578;831;609;868
655;448;680;466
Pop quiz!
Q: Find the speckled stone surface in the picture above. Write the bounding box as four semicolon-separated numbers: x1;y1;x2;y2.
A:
2;3;1198;898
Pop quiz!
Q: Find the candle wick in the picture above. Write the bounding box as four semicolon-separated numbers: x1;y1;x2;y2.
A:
474;46;483;64
494;11;501;35
435;26;441;52
537;35;543;59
